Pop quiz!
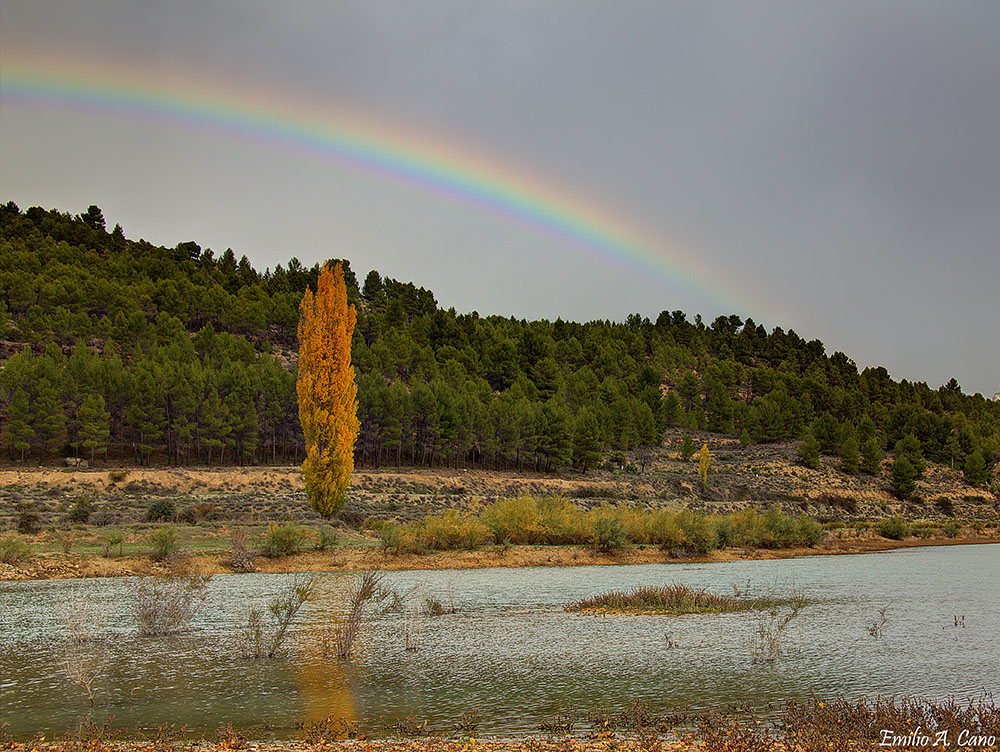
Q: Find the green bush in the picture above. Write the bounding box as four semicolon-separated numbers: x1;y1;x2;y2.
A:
941;521;962;538
419;510;490;550
536;496;586;544
379;522;426;554
481;496;544;544
16;502;40;534
68;496;92;524
649;509;684;550
589;514;626;553
102;528;125;557
259;522;308;558
877;516;911;541
794;515;825;546
676;509;718;554
0;533;33;564
149;526;180;561
315;524;339;551
146;499;176;522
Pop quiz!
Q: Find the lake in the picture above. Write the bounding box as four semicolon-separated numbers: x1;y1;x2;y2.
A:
2;543;998;738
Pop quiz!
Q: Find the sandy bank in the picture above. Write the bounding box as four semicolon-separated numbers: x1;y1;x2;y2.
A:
2;534;996;582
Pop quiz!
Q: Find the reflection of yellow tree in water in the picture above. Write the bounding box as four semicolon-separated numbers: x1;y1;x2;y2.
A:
295;641;356;725
296;575;357;725
295;571;398;727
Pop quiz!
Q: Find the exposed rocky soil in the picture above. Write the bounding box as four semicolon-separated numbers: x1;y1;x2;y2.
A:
2;430;996;532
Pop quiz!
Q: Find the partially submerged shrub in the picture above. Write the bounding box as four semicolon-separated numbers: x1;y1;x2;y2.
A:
133;574;211;635
260;522;308;557
235;575;316;659
0;533;33;564
321;570;397;660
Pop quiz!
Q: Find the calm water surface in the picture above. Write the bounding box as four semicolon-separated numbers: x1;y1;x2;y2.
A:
1;544;998;738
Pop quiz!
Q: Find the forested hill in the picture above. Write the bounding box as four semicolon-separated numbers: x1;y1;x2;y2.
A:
0;201;997;482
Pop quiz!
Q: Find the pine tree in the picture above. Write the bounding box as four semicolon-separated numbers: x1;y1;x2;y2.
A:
797;434;821;469
32;377;66;457
77;393;110;464
679;434;696;461
4;387;34;461
963;450;989;487
860;436;883;475
890;456;917;500
297;263;359;518
572;408;602;472
840;434;859;475
894;433;926;477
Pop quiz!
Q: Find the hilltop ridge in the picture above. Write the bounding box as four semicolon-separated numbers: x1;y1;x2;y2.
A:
0;201;997;501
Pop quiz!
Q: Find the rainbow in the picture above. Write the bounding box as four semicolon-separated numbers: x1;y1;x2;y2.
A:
1;49;772;321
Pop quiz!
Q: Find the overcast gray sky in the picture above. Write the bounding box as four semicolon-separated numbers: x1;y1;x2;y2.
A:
1;1;997;396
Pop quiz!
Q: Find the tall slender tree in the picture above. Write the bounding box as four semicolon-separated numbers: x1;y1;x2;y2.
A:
297;263;359;518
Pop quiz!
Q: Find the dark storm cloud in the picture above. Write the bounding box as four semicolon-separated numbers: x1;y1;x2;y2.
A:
1;1;997;394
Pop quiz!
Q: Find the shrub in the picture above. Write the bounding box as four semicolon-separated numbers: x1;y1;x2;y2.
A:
145;499;176;522
536;496;586;544
379;522;426;555
942;521;962;538
588;512;626;553
235;575;316;659
57;532;74;553
794;515;825;546
107;470;128;484
481;496;543;544
226;527;256;572
133;574;211;635
259;522;308;558
0;533;33;564
68;497;93;524
877;516;910;541
676;509;717;554
16;501;40;534
649;510;684;550
419;510;490;550
101;529;125;558
315;524;339;551
149;526;180;562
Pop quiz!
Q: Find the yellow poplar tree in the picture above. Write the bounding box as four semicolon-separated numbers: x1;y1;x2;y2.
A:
297;262;359;518
698;443;711;487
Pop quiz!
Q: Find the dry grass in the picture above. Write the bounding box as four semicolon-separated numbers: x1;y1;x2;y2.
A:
566;583;805;615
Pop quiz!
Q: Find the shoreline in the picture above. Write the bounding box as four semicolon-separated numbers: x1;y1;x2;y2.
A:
3;533;996;582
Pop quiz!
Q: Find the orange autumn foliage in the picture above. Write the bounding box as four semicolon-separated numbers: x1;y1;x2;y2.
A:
297;262;359;518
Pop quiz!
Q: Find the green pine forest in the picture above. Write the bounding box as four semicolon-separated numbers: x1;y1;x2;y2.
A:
0;202;997;486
